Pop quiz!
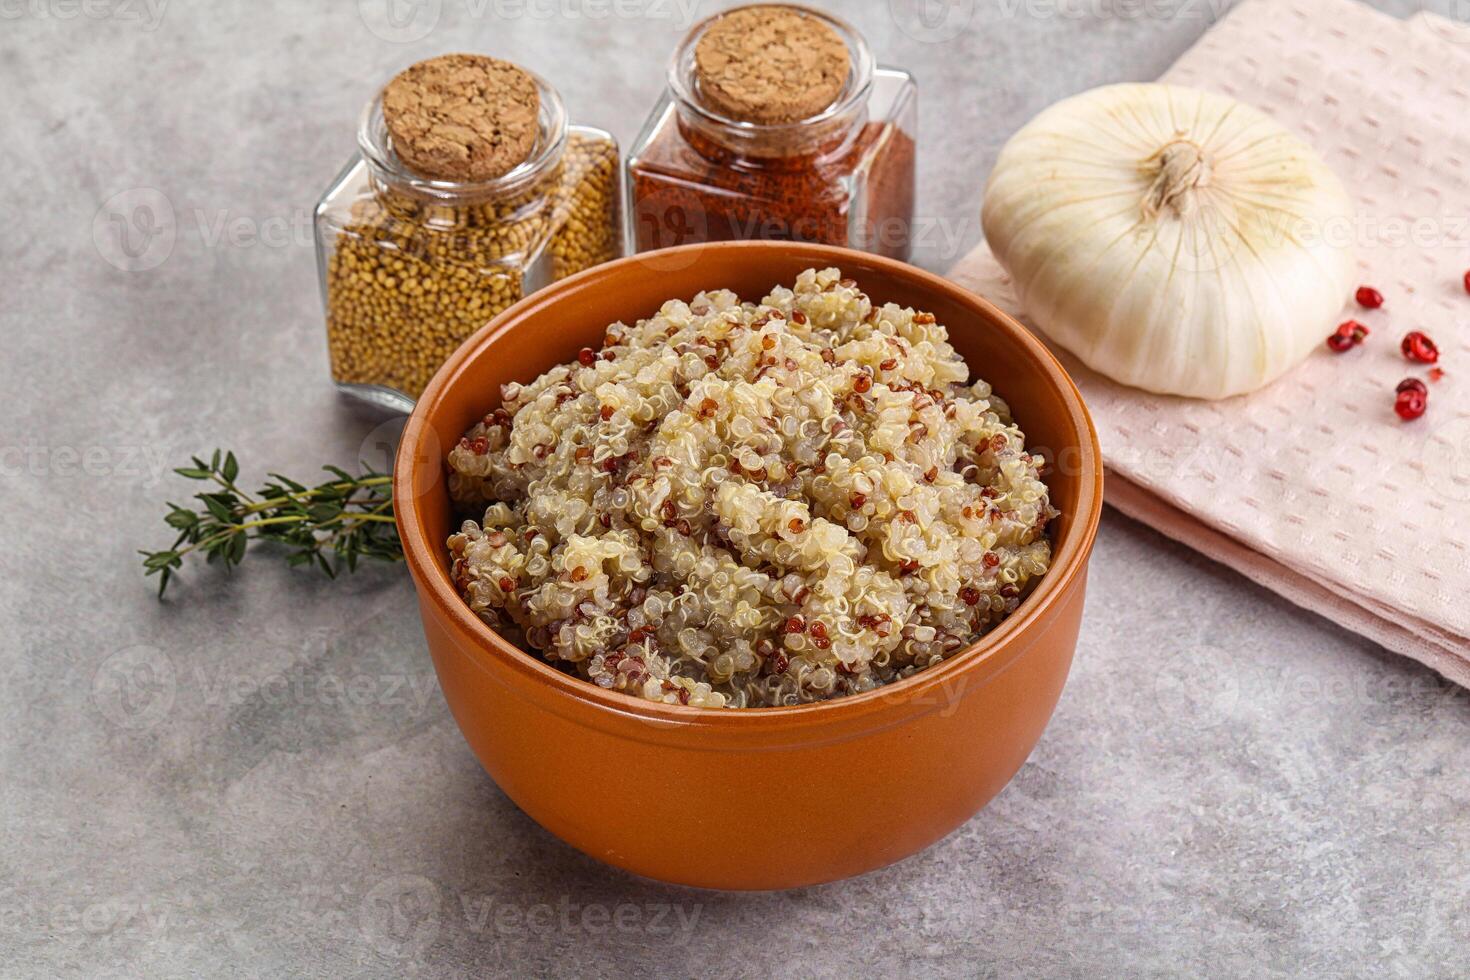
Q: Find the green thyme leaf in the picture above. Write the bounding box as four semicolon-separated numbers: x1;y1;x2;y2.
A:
142;450;403;597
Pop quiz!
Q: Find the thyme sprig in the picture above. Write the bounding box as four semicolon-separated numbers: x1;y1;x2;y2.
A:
141;450;402;597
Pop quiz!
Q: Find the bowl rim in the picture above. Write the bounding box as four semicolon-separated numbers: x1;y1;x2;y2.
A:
395;241;1103;730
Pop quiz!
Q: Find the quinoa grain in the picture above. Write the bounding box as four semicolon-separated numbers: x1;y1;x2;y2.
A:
446;268;1056;708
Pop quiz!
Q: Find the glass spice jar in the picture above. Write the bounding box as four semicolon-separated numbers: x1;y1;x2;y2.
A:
627;4;916;260
315;55;622;413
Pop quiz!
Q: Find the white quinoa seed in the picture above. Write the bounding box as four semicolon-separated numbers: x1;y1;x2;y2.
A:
445;267;1057;709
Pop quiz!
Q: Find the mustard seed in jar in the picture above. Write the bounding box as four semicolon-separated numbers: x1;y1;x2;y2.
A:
315;55;622;411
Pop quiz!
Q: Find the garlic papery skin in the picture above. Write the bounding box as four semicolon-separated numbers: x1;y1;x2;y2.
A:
981;83;1355;400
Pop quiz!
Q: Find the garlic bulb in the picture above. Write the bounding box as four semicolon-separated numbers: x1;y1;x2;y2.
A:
982;83;1354;399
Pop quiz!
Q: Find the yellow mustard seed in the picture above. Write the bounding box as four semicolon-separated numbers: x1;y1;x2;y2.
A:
320;130;621;400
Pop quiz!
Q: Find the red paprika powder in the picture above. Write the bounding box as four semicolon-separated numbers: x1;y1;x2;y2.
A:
627;4;917;260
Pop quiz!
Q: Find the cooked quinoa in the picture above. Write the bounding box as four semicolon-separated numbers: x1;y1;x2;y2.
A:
446;268;1056;708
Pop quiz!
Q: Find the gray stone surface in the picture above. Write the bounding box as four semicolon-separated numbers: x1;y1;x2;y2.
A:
3;0;1468;976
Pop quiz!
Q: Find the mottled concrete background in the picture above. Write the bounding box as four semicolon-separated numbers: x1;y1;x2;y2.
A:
3;0;1468;976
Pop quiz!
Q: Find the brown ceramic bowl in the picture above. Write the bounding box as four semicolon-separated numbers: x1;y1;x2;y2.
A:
395;241;1102;890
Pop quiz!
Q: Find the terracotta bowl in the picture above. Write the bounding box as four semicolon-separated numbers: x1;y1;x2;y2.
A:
394;241;1103;890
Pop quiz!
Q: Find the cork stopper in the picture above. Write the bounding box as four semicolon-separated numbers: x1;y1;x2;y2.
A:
693;6;851;125
381;54;540;182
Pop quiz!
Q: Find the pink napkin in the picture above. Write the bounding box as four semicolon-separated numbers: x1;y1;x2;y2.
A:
950;0;1470;685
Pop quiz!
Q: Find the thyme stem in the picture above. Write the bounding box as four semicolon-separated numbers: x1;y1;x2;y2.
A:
141;450;403;597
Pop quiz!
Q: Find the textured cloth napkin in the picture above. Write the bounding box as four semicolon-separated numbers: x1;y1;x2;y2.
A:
950;0;1470;686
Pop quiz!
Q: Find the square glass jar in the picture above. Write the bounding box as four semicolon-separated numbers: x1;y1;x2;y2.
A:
315;71;622;413
626;7;916;261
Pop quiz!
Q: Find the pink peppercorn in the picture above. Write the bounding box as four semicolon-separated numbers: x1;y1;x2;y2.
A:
1327;321;1369;352
1355;286;1384;309
1401;331;1439;364
1394;378;1428;421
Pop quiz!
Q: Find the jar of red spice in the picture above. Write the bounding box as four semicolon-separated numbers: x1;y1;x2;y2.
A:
627;4;916;260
